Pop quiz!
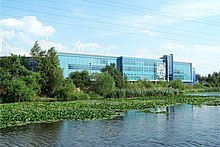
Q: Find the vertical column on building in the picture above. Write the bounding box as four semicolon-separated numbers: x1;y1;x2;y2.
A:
161;54;174;82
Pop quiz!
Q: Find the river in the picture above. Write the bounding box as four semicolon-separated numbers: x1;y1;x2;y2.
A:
1;104;220;146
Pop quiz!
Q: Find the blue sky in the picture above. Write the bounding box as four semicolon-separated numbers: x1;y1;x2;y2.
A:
1;0;220;75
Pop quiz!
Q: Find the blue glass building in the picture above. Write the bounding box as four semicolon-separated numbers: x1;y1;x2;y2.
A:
57;52;195;83
57;52;117;78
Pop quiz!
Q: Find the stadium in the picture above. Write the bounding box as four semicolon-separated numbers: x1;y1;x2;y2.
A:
57;52;196;84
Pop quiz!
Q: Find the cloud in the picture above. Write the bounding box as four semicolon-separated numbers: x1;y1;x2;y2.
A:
1;30;15;39
161;42;220;75
72;41;117;55
39;40;69;52
0;16;57;55
73;41;102;53
1;16;55;37
143;30;158;37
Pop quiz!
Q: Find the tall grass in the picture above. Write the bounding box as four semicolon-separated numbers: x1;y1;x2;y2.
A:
106;88;179;98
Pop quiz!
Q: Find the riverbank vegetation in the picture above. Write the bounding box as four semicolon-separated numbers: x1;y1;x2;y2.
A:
0;96;218;128
0;42;220;128
0;42;219;103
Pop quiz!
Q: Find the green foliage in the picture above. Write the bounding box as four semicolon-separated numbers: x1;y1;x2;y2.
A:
169;79;185;90
101;63;127;88
193;83;204;89
106;88;179;98
30;41;64;97
125;80;155;89
1;96;217;128
55;79;76;100
69;70;89;90
196;71;220;87
2;79;35;102
92;73;115;96
0;55;40;102
157;80;168;88
71;92;91;100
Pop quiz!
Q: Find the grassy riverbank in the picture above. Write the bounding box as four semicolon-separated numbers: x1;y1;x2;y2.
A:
0;96;219;128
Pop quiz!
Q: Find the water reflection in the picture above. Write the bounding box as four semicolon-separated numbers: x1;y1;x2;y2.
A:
0;121;64;146
1;104;220;146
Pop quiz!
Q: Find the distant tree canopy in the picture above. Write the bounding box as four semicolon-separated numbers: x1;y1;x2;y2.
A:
101;63;127;88
196;71;220;87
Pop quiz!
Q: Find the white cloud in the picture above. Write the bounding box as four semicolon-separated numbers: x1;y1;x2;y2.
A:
0;16;57;55
1;16;55;37
73;41;103;54
72;41;117;55
1;30;15;39
39;40;69;52
161;42;220;75
143;29;158;37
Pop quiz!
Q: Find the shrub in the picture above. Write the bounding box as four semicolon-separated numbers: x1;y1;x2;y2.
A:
55;79;76;100
169;80;185;90
92;73;115;96
106;88;179;98
2;79;35;102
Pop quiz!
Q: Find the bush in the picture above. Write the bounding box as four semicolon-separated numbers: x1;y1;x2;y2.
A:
169;80;185;90
143;80;155;89
74;92;91;100
2;79;35;102
157;80;168;88
106;88;179;98
55;79;76;100
193;83;204;89
92;73;115;96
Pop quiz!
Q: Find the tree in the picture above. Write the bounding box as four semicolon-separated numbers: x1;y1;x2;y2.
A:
92;73;115;96
30;41;64;97
69;70;89;90
55;79;76;100
196;71;220;87
101;63;127;88
0;55;40;102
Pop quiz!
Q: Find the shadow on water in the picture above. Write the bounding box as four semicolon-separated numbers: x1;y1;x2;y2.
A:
1;104;220;146
0;121;64;146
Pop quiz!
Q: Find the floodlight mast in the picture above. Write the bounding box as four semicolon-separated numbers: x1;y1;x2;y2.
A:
0;35;16;56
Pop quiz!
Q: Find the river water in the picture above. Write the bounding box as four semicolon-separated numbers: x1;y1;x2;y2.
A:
1;104;220;146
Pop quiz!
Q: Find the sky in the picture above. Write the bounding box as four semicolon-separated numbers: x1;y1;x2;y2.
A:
1;0;220;76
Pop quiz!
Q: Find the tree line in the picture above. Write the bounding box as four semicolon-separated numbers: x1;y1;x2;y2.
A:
196;72;220;87
0;42;219;103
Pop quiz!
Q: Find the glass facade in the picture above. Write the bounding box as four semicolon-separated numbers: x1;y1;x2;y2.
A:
117;56;165;81
173;62;192;82
57;52;117;78
57;52;194;83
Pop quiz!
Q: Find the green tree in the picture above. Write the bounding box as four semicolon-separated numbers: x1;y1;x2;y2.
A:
92;73;115;96
30;41;64;97
69;70;89;90
101;63;127;88
55;79;76;100
0;55;40;102
196;71;220;87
